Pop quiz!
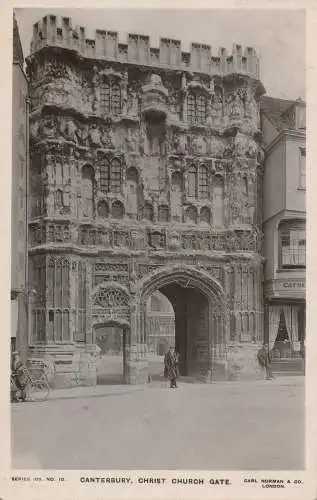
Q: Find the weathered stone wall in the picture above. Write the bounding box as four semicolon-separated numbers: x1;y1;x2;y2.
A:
27;16;265;386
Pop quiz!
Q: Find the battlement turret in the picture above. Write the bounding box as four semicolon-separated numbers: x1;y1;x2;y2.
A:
30;15;260;79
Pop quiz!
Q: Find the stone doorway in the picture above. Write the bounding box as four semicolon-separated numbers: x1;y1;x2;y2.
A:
156;284;210;377
94;323;127;384
139;266;227;382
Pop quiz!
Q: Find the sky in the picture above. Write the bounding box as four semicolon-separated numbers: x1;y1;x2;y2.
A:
14;7;305;100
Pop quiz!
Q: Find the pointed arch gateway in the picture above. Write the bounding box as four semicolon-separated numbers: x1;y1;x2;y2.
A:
131;265;229;382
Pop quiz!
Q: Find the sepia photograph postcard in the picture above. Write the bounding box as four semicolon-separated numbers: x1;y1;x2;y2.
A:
0;1;316;499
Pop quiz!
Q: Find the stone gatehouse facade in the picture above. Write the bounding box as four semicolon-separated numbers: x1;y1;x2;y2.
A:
26;15;265;386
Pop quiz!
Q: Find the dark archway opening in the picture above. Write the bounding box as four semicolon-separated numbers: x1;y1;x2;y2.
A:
145;282;210;381
94;323;127;385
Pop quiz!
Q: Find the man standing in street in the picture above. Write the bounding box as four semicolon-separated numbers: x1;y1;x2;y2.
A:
257;344;275;380
164;346;178;388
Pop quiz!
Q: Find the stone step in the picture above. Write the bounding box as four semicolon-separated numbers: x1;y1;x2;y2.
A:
271;359;305;376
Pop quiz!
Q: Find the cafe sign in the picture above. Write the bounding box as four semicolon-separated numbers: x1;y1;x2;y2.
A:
275;279;305;293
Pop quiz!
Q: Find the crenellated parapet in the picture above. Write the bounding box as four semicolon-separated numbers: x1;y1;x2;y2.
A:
30;15;260;79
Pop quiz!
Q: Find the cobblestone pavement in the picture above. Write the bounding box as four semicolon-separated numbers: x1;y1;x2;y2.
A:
11;377;304;471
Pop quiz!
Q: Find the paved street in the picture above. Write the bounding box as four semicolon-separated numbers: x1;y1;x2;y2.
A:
11;376;304;471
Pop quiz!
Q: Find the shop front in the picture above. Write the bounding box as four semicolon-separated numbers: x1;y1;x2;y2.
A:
264;278;305;374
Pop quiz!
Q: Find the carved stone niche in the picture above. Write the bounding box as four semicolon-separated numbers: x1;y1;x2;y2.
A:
60;117;78;143
88;123;102;147
46;222;71;243
168;231;181;250
148;230;166;249
207;90;223;127
172;134;188;155
29;223;43;246
42;115;58;139
233;133;258;158
210;233;225;251
191;135;207;155
130;229;145;250
225;90;244;123
113;229;129;248
208;135;225;157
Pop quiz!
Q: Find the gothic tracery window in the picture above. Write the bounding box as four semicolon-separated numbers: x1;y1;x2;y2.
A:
111;84;122;115
100;82;111;114
100;80;122;115
46;257;70;342
93;287;129;308
110;159;122;193
100;161;110;192
187;93;195;123
198;165;209;199
196;95;207;123
76;261;86;342
187;166;197;198
187;92;207;124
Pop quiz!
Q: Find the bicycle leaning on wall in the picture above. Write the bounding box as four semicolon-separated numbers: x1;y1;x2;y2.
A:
11;354;50;402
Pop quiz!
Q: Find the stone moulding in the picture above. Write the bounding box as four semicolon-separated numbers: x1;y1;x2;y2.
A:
136;263;225;303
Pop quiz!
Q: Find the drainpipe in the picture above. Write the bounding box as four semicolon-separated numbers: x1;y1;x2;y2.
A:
25;94;30;354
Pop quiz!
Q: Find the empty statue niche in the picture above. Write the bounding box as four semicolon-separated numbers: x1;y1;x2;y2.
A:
146;120;166;156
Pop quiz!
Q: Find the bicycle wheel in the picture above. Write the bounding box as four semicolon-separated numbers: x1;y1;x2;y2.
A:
27;379;50;402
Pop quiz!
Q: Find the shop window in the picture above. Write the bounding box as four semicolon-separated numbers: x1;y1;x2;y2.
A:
279;220;306;268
